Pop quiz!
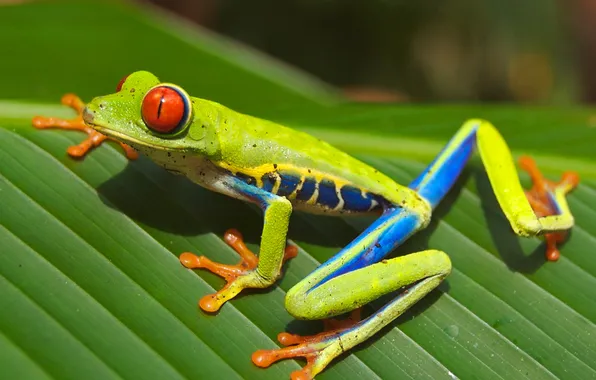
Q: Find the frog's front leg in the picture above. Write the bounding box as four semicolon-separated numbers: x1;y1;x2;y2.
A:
180;176;297;312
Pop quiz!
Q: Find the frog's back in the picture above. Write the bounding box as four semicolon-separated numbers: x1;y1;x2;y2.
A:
212;106;409;215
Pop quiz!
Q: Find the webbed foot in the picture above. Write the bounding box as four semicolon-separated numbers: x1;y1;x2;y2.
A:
519;156;579;261
252;309;362;380
180;229;297;312
32;94;138;159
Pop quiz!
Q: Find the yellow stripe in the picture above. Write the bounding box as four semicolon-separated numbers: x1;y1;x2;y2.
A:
215;161;362;196
270;172;281;194
416;120;479;191
307;182;320;205
286;175;305;200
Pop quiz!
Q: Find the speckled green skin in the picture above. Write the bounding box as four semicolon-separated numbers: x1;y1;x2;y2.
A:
84;71;429;216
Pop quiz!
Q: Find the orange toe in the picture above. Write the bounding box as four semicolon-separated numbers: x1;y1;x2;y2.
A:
32;94;138;160
519;156;578;261
181;229;297;312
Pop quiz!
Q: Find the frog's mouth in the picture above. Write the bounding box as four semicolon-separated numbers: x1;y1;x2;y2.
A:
82;107;139;146
82;107;95;126
82;106;157;150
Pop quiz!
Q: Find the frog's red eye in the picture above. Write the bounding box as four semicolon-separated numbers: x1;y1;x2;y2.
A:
116;74;129;92
141;85;191;134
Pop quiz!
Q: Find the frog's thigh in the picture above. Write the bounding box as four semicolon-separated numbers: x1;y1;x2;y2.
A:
286;249;451;320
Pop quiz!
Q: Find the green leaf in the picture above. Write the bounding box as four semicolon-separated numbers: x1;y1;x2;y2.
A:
1;2;595;380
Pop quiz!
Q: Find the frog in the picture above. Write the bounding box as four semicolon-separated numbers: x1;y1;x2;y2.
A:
32;71;579;380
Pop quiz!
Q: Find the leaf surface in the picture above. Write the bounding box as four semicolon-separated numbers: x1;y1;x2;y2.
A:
0;2;595;380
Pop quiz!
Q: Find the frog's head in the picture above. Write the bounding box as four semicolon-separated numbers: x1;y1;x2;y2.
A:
83;71;217;158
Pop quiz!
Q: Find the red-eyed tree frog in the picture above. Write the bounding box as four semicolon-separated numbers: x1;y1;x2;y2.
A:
33;71;579;380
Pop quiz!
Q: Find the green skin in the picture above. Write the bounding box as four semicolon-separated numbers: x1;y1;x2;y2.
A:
82;71;575;379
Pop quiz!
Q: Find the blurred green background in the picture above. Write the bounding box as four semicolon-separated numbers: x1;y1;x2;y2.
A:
149;0;595;104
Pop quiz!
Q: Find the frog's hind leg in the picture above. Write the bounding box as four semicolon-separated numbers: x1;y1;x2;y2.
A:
253;205;452;380
255;252;451;380
409;119;579;260
32;94;138;159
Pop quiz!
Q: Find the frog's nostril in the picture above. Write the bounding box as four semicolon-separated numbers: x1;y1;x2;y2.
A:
82;107;94;124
